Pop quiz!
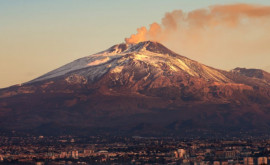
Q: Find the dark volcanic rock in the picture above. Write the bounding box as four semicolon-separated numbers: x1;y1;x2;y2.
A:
232;67;270;82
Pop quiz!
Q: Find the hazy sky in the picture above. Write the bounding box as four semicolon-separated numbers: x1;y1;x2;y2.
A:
1;0;270;88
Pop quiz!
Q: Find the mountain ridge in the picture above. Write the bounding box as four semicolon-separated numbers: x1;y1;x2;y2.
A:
26;41;235;85
0;41;270;136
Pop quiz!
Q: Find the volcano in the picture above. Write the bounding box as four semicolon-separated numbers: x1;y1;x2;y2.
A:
1;41;270;136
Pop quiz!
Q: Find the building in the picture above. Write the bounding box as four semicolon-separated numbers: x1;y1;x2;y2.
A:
213;161;220;165
244;157;254;165
83;149;94;156
71;150;79;159
225;151;236;159
177;149;186;158
0;155;3;162
60;152;68;158
257;157;267;165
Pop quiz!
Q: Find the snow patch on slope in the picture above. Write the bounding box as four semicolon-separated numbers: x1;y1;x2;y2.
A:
87;57;110;66
176;59;198;76
30;48;127;83
29;41;232;84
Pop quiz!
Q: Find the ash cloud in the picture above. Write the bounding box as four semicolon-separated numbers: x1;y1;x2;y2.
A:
125;4;270;69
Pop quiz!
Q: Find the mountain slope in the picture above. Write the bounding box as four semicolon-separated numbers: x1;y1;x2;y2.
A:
231;67;270;83
30;41;231;84
0;41;270;136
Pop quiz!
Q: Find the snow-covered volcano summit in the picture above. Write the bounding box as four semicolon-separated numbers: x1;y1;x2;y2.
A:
30;41;231;84
1;41;270;136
